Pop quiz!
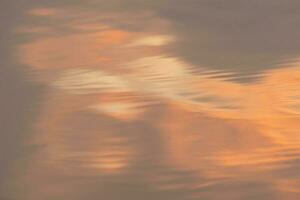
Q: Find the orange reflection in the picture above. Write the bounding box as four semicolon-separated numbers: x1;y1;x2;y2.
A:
19;6;300;198
29;8;58;16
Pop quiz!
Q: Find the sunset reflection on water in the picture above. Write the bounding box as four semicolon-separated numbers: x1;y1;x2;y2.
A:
6;2;300;200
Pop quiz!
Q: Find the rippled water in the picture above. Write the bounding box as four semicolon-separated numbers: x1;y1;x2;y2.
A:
1;1;300;199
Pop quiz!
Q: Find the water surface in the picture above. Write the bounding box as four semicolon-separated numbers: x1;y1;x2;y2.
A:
1;1;300;199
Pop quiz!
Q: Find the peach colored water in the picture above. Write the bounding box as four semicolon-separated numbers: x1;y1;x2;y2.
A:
1;1;300;199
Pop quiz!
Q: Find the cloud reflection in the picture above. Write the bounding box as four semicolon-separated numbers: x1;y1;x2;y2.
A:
17;4;300;200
